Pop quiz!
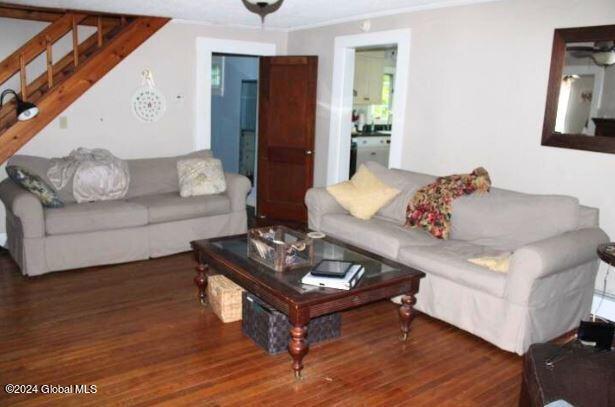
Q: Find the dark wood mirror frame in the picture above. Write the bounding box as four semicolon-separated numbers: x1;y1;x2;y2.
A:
541;24;615;154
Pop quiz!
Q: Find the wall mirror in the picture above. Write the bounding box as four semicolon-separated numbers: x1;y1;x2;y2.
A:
542;25;615;153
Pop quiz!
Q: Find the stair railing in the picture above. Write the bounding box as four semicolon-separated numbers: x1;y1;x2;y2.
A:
0;12;124;131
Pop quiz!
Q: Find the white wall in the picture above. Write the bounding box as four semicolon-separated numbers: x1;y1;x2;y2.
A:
287;0;615;294
0;20;287;234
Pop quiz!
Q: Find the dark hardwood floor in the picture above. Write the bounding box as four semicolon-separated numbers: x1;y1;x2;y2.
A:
0;250;522;406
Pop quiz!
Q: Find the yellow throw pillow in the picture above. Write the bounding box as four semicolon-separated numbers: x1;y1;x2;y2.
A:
327;165;400;220
468;254;511;273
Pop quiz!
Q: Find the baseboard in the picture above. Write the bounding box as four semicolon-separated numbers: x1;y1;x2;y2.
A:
593;292;615;322
0;232;6;247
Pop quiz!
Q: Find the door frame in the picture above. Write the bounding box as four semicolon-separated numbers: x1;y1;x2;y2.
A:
326;29;411;184
561;64;605;135
194;38;276;151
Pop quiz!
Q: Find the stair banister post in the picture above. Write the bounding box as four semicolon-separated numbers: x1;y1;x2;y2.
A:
97;16;103;47
45;36;53;88
18;54;27;101
72;14;78;66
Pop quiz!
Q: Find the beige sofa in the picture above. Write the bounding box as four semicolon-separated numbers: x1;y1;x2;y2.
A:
306;161;608;354
0;150;250;276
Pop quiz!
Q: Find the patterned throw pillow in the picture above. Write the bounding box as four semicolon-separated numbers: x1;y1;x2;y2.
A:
6;165;64;208
177;158;226;197
405;167;490;239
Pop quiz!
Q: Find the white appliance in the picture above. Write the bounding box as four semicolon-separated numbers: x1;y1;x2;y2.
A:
354;136;390;169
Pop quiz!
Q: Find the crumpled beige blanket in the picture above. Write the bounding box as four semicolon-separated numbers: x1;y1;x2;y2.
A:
47;148;130;203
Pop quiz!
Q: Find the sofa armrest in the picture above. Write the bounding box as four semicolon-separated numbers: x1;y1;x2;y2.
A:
224;173;251;212
0;179;45;238
506;228;609;305
305;187;347;231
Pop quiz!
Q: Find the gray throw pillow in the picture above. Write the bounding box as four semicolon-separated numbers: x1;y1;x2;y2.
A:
6;165;64;208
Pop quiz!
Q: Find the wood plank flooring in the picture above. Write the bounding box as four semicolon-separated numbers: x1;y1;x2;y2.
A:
0;251;522;406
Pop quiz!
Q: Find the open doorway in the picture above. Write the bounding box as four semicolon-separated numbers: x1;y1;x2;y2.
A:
195;38;276;214
326;29;411;185
350;46;397;178
211;54;259;207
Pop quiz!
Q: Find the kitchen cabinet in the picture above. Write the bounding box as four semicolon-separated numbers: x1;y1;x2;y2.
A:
353;53;384;105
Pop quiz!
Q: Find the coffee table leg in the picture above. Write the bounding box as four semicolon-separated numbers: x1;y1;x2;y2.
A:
194;264;208;305
399;293;417;341
288;324;309;380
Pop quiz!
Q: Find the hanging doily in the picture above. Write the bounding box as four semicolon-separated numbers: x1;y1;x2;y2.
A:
131;69;166;123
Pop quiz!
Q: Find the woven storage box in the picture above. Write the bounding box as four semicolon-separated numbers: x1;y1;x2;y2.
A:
241;292;341;354
207;275;244;323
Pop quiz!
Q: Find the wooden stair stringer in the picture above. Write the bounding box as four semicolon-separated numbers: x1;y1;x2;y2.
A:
0;16;169;163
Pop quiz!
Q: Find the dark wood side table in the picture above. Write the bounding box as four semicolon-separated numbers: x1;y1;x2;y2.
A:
191;233;424;379
520;343;615;406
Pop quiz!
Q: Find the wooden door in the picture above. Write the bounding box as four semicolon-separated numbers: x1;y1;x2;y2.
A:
257;56;317;222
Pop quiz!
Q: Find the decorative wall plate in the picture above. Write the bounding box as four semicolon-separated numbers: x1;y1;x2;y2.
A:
131;69;166;123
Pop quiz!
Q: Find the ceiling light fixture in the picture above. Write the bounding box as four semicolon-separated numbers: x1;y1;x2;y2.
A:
241;0;284;24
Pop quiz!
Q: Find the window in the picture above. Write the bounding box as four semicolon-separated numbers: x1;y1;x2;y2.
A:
369;73;393;123
212;56;225;96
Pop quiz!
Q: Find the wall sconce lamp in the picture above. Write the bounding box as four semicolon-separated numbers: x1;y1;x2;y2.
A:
0;89;39;121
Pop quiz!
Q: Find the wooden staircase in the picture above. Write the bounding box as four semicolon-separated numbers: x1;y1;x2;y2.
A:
0;3;169;163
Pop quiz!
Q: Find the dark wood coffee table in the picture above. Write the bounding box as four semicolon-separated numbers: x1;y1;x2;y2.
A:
191;232;425;379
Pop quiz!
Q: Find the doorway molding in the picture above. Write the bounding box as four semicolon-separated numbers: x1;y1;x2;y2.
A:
194;38;276;151
562;64;604;135
326;29;411;184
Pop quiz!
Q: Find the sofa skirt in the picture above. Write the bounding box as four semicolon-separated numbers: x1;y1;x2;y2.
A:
7;210;247;277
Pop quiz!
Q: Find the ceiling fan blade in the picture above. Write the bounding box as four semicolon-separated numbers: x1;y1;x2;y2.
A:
566;46;594;52
594;40;615;51
568;50;593;58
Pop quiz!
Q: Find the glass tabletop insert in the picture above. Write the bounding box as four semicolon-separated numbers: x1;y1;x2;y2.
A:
212;236;400;294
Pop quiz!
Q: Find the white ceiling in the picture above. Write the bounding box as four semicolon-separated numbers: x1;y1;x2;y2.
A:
6;0;497;30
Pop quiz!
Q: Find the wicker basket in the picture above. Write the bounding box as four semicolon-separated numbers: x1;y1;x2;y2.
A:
207;275;245;323
242;292;341;354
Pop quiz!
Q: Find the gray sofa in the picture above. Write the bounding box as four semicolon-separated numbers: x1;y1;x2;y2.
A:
0;150;250;276
306;161;608;354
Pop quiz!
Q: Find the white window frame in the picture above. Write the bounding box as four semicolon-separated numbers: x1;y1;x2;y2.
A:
211;55;225;97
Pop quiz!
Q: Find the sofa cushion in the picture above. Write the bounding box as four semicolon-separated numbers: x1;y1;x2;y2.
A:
398;241;508;298
126;150;213;199
129;192;231;224
320;213;437;259
45;200;148;235
364;161;436;224
450;188;580;251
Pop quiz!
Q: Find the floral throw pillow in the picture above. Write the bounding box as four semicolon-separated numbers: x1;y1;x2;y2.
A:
6;165;64;208
405;167;490;239
177;158;227;197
